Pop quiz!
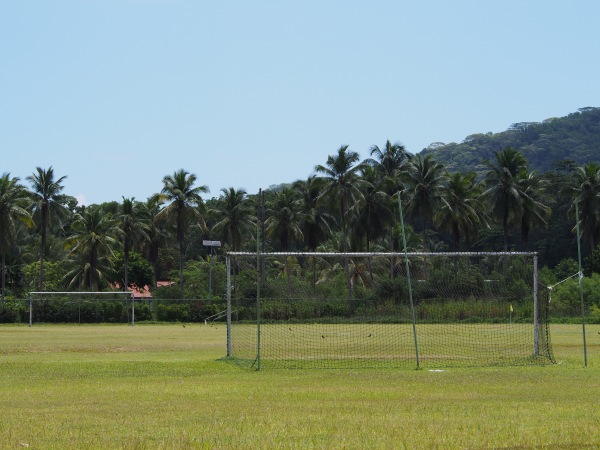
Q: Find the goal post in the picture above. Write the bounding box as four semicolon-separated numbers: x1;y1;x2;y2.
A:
225;251;554;370
28;291;135;326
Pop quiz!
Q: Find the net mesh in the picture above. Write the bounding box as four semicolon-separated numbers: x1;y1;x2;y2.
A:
226;252;554;369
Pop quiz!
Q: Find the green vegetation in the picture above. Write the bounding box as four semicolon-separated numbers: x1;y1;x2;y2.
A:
0;324;597;448
421;107;600;174
1;107;600;324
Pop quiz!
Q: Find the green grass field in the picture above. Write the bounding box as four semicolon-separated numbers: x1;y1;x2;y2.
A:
0;323;598;449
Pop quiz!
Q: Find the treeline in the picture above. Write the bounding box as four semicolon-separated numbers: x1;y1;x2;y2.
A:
1;140;600;305
421;107;600;175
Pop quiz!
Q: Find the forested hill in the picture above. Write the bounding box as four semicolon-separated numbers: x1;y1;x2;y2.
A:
419;107;600;174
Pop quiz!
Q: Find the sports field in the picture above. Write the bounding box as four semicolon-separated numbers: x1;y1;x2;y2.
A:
0;323;598;449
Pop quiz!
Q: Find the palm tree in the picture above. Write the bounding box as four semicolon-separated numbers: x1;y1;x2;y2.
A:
154;169;208;291
434;172;486;250
140;197;167;286
293;176;334;291
63;206;119;291
565;162;600;252
403;154;448;249
264;187;303;252
0;174;33;302
293;176;334;252
351;165;393;252
26;166;68;291
264;187;303;294
482;147;528;251
366;140;410;194
209;188;256;252
315;145;366;298
519;171;551;248
117;197;150;292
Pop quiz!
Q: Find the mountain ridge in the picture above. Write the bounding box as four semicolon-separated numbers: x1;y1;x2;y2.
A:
419;107;600;174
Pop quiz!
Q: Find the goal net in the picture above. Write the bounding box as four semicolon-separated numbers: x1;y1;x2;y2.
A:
27;291;135;326
225;252;554;369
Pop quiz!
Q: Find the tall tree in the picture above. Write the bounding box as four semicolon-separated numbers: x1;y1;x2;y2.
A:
351;165;393;253
315;145;366;298
63;206;118;291
518;171;551;248
264;187;303;252
565;162;600;253
141;197;167;286
434;172;486;250
403;154;448;248
154;169;208;291
209;188;255;252
0;174;33;302
293;176;334;253
26;166;68;290
294;176;335;292
482;147;529;251
366;140;410;194
117;197;150;291
264;187;303;293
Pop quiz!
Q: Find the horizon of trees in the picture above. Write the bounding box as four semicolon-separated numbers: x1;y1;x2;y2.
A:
1;141;600;300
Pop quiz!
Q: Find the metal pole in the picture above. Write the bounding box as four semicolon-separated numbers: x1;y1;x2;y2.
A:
131;292;135;326
29;293;33;327
398;192;420;369
575;202;588;368
256;189;262;371
208;247;213;300
533;254;539;356
226;255;232;358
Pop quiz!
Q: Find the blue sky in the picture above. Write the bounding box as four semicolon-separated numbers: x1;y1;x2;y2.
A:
1;1;599;205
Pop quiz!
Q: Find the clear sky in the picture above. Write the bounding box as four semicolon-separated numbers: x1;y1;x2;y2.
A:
1;1;599;205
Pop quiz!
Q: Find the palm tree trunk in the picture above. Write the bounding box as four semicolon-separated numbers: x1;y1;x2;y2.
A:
124;240;130;293
1;252;5;304
503;212;509;252
179;238;184;293
341;202;352;305
39;205;48;291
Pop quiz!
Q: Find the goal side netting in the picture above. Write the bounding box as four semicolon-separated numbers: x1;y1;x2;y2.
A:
225;252;554;369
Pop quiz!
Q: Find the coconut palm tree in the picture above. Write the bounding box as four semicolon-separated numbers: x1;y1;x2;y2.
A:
403;154;448;249
293;176;334;252
564;162;600;253
434;172;486;250
482;147;528;251
26;166;68;290
264;187;303;252
209;188;256;252
0;174;33;302
264;187;303;294
117;197;150;292
365;140;410;194
351;166;393;252
518;171;551;248
63;206;119;291
292;176;334;291
154;169;208;291
140;197;167;286
315;145;366;299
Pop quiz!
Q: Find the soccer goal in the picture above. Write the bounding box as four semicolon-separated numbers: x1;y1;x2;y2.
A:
27;291;135;326
225;251;554;369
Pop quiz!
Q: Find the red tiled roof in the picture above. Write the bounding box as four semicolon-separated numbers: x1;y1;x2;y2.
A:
111;281;175;299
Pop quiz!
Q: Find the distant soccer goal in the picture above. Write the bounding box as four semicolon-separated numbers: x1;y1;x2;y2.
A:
27;291;135;326
225;252;554;369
